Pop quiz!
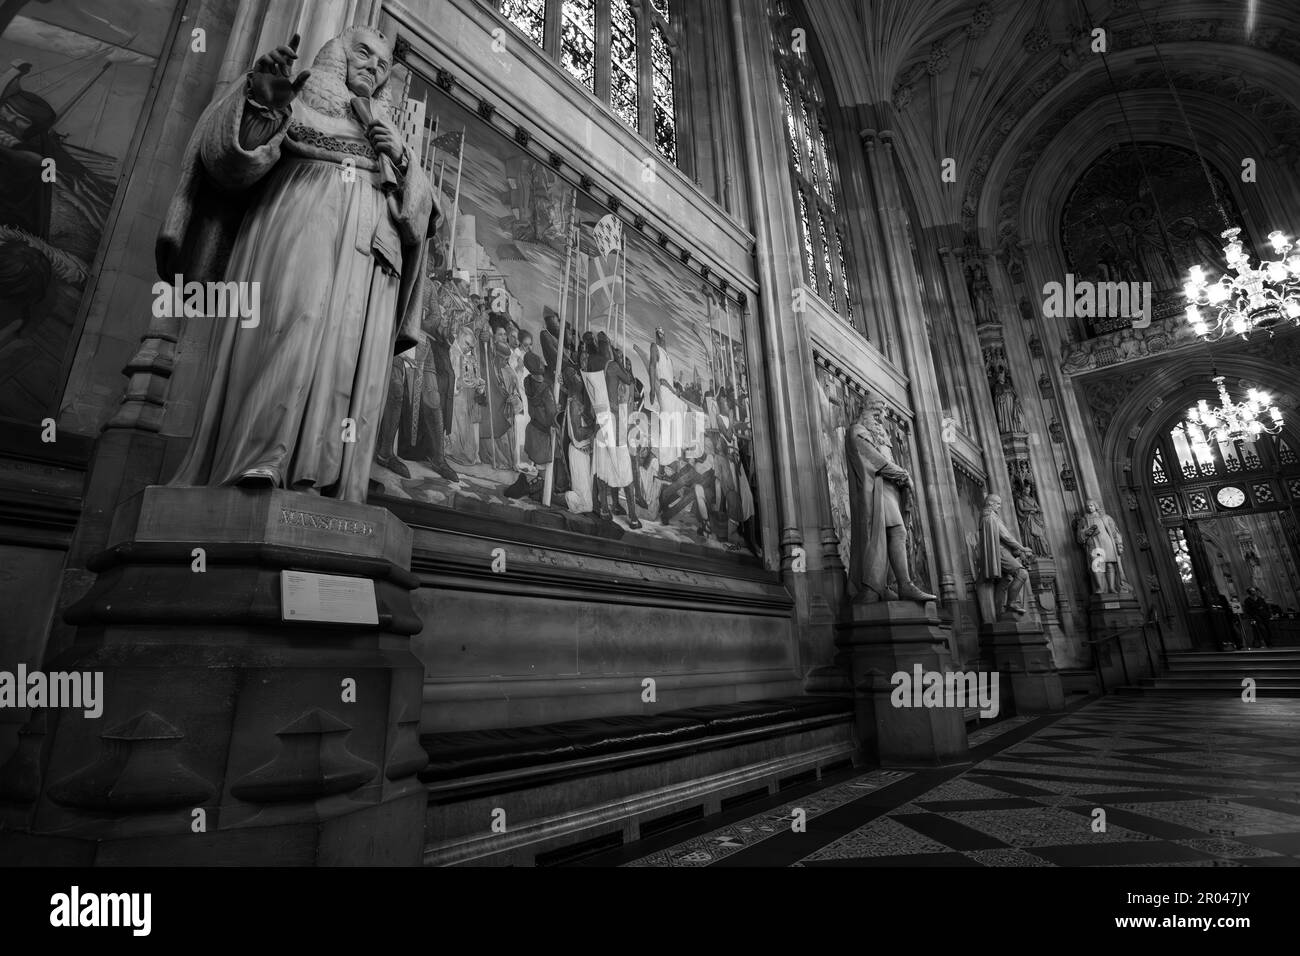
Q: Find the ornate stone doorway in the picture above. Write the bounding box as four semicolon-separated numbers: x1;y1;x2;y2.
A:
1143;409;1300;648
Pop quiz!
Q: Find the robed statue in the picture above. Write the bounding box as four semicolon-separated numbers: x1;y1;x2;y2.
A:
1075;498;1130;594
157;27;438;502
844;396;936;603
970;493;1033;622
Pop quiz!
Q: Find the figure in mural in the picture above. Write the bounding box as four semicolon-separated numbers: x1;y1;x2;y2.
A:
844;396;936;603
648;326;686;465
159;27;436;501
446;324;484;465
972;493;1034;621
479;318;521;468
1075;498;1130;594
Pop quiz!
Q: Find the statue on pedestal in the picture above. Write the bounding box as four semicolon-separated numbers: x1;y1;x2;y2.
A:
970;493;1033;622
158;27;437;502
844;396;936;603
1075;498;1131;593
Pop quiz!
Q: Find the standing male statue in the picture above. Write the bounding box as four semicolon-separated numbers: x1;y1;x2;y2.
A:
844;396;936;603
974;493;1033;621
1075;498;1129;593
157;27;437;502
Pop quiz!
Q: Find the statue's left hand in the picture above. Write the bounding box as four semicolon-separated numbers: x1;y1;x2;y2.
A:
366;121;407;166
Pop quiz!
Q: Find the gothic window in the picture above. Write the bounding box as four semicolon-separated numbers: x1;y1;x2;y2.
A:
609;0;638;128
495;0;680;164
561;0;597;91
650;20;676;162
772;2;854;322
501;0;546;45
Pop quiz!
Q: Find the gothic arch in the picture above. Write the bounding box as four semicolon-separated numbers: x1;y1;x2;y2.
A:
1080;345;1300;640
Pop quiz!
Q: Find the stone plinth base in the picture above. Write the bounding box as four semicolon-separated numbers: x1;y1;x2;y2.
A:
979;619;1065;715
1088;594;1151;681
0;486;428;866
1089;593;1143;630
836;600;968;767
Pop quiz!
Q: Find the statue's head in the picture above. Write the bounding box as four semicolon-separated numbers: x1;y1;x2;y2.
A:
655;326;666;345
299;26;396;120
861;396;887;428
340;27;393;98
983;493;1002;515
1085;499;1100;514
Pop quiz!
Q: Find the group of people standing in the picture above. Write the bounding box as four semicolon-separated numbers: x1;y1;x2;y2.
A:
374;272;759;551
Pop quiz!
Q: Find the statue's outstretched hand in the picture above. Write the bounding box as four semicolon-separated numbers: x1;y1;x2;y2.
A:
249;34;311;110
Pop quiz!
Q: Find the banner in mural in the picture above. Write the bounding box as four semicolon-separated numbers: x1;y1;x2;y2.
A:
0;0;180;422
372;67;761;557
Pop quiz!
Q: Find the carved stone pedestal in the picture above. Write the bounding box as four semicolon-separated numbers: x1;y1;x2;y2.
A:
979;618;1065;715
1088;593;1149;683
1088;593;1143;630
836;601;969;767
0;486;427;866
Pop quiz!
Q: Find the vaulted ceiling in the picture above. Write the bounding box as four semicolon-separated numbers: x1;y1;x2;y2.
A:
800;0;1300;243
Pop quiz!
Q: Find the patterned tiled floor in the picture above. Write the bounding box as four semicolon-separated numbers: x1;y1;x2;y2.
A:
600;696;1300;867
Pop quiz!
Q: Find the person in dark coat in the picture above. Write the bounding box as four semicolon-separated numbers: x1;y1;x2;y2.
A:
1244;587;1273;649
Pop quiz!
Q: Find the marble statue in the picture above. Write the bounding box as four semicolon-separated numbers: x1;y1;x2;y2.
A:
967;261;998;325
844;396;936;603
972;493;1033;621
158;27;437;501
991;364;1026;434
1013;487;1050;556
1075;499;1131;593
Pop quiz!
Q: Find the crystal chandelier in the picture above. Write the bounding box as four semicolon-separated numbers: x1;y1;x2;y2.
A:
1183;228;1300;340
1182;373;1282;446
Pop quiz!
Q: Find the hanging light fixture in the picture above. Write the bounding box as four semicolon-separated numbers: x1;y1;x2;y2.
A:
1180;371;1282;449
1093;4;1300;341
1183;228;1300;340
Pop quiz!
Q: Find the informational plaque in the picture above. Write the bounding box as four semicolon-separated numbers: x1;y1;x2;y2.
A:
280;570;379;625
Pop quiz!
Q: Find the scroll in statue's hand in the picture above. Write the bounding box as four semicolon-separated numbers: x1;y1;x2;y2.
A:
365;121;407;166
249;34;311;110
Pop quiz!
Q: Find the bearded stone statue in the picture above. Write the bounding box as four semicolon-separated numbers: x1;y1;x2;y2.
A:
844;396;936;603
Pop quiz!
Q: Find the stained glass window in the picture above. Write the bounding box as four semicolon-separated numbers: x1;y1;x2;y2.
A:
498;1;683;168
797;189;815;286
836;230;852;320
610;0;639;129
560;0;596;91
779;71;801;175
802;98;820;198
499;0;545;47
773;4;855;324
1151;446;1167;485
651;22;676;161
819;211;835;308
819;126;835;211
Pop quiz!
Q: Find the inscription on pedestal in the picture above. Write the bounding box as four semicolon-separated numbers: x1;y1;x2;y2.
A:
279;508;374;536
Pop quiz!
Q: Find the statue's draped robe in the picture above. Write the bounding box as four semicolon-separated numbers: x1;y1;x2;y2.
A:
158;77;435;502
844;422;905;600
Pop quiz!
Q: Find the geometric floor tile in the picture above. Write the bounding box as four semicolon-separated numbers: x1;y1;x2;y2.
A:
605;695;1300;867
802;816;952;861
935;806;1158;847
